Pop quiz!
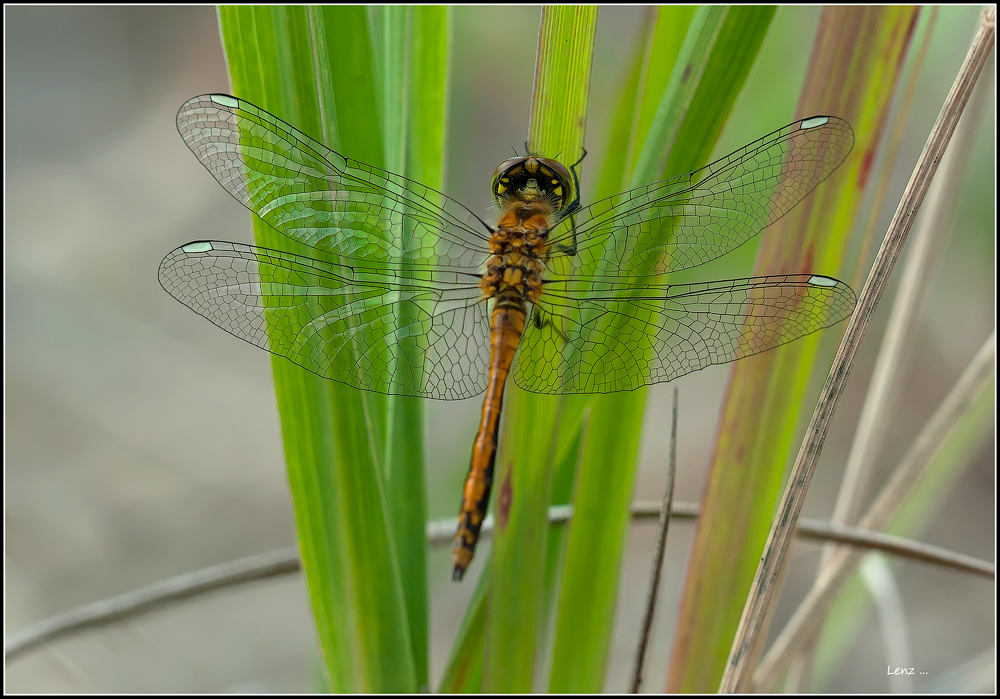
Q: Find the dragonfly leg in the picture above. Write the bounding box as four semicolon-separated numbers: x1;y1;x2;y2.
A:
530;308;570;344
548;153;584;257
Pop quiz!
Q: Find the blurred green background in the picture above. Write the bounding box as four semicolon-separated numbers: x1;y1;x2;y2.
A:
5;6;993;692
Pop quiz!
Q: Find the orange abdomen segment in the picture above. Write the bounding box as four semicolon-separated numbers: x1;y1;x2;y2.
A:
452;301;526;581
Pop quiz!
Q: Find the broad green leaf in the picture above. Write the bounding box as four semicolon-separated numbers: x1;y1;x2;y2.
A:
547;7;775;692
369;7;451;691
438;560;491;693
216;5;451;691
483;6;598;693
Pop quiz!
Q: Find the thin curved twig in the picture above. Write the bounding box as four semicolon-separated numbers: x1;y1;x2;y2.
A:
7;496;994;663
4;547;300;662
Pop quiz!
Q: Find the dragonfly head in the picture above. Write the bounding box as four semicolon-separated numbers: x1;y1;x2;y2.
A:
492;156;574;214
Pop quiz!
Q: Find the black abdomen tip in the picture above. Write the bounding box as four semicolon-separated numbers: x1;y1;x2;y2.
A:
452;564;466;582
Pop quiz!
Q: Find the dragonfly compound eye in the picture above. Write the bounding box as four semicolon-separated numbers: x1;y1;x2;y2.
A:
491;156;574;212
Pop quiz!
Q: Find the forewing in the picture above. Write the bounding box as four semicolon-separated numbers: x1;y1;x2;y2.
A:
176;94;492;271
545;117;854;278
514;275;856;394
159;241;490;400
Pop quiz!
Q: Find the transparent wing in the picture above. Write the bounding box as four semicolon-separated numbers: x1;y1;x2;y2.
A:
159;241;490;400
545;117;854;278
513;274;856;394
176;94;493;272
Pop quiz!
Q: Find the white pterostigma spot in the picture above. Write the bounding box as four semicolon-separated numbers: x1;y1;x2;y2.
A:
808;275;839;287
182;241;214;253
800;116;830;130
210;94;239;108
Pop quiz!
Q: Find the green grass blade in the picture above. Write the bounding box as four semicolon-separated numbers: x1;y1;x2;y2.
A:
367;7;451;690
662;6;776;177
400;8;451;691
629;5;727;185
437;559;491;693
546;7;775;692
481;6;598;693
547;393;645;693
217;6;423;691
595;6;696;197
525;7;599;154
665;7;921;692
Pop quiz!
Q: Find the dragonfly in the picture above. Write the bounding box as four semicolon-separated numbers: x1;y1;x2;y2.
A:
159;94;856;581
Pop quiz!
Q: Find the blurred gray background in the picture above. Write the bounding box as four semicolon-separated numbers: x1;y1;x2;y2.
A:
5;6;993;693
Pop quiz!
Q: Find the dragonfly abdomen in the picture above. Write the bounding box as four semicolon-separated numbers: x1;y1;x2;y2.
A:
452;291;528;580
453;214;550;580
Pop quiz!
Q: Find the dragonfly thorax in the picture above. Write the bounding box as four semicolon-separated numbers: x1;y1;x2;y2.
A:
491;208;550;250
481;225;547;305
